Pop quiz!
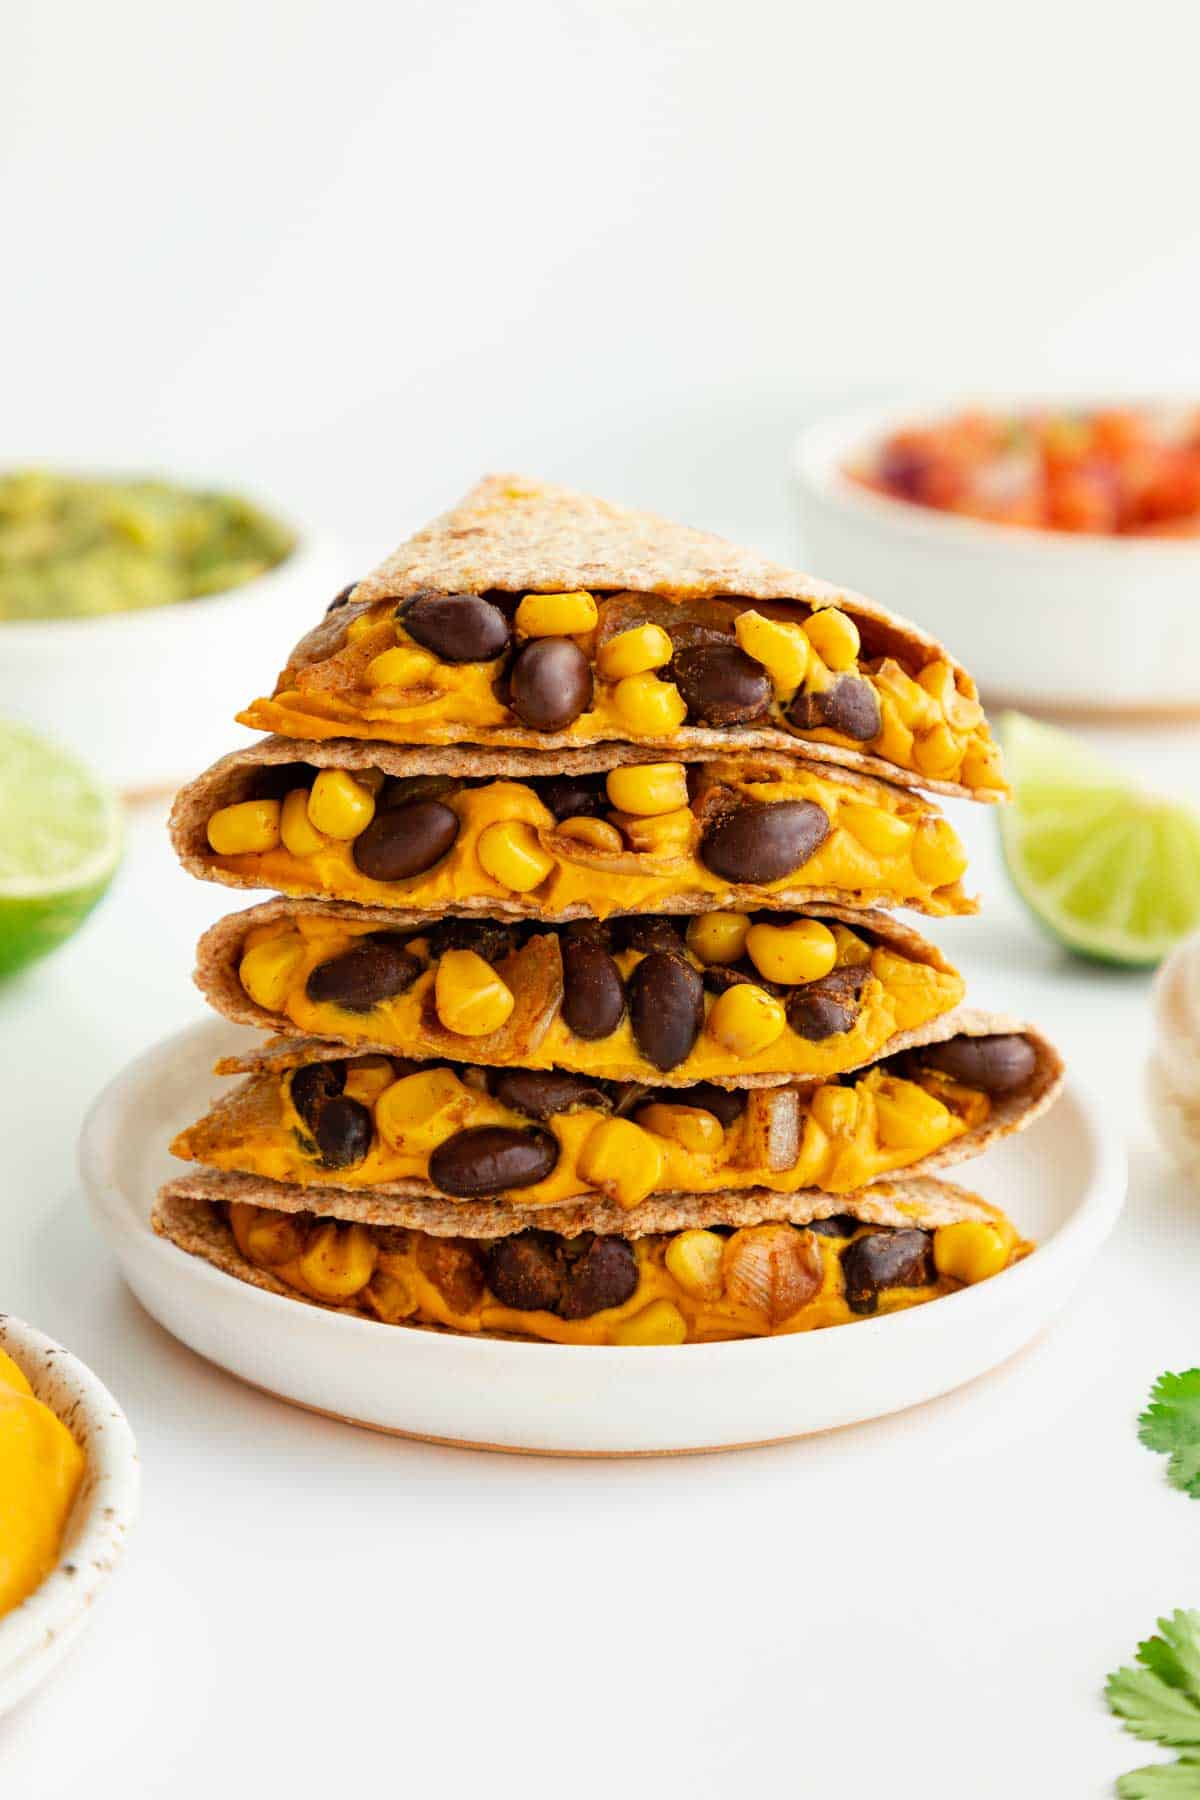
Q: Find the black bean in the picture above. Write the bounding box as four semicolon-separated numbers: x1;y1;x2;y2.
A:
667;1082;747;1127
700;801;830;886
427;917;520;964
490;1070;612;1120
560;1237;640;1319
290;1061;346;1133
429;1126;560;1197
509;638;593;731
313;1095;373;1169
917;1035;1037;1097
842;1228;933;1314
806;1214;860;1238
249;761;317;801
788;676;881;742
537;775;609;821
786;965;869;1041
701;963;783;999
378;773;456;810
561;938;626;1041
563;918;611;948
305;936;423;1013
484;1232;564;1313
628;952;704;1071
399;591;511;663
353;799;460;882
672;643;772;727
325;581;360;614
612;917;687;957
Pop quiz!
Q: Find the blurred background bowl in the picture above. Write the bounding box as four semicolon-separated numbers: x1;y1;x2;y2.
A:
794;404;1200;717
0;1315;138;1719
0;495;336;797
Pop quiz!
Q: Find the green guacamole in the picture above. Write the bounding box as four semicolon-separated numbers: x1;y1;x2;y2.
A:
0;470;297;622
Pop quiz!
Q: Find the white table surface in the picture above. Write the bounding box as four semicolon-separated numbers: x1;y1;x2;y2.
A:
2;721;1198;1800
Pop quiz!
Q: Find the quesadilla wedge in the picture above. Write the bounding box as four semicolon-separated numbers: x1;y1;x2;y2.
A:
169;1015;1061;1215
194;901;968;1087
173;736;974;921
236;475;1006;803
154;1173;1032;1346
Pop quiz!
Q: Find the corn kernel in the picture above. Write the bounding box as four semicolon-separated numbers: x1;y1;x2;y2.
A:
912;723;964;780
280;787;328;858
686;911;751;966
207;799;282;857
366;645;439;688
917;659;985;732
664;1229;725;1300
734;610;809;693
803;607;860;670
476;819;555;892
961;741;1006;791
612;672;688;735
297;1221;378;1300
365;1268;419;1323
705;984;787;1057
239;934;306;1012
611;1299;687;1346
343;1056;400;1105
307;769;376;841
636;1103;725;1154
346;610;379;644
745;920;837;986
911;817;968;887
872;1077;952;1149
608;807;697;854
828;923;872;967
515;590;598;637
434;949;515;1037
577;1118;663;1209
596;623;673;681
933;1219;1012;1285
606;762;688;817
230;1202;306;1267
873;658;937;731
873;699;916;768
556;815;625;853
809;1084;858;1138
376;1068;470;1150
838;802;914;859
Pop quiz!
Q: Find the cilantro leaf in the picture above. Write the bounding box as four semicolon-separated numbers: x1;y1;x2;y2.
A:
1140;1372;1200;1464
1108;1615;1200;1750
1117;1758;1200;1797
1142;1615;1200;1698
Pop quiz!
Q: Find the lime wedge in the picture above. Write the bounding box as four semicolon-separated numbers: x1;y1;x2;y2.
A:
999;712;1200;967
0;720;123;978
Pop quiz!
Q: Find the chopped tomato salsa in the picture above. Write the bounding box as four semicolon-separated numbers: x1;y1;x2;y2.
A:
852;407;1200;537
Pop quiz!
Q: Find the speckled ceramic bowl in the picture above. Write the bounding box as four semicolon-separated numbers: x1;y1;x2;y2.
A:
0;1316;139;1717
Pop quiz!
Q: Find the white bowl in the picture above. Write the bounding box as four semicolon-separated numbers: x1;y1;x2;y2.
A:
80;1018;1126;1456
0;1316;139;1717
0;502;337;794
794;404;1200;715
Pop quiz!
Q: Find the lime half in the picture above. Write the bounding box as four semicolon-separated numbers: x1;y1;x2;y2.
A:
0;720;123;978
999;712;1200;967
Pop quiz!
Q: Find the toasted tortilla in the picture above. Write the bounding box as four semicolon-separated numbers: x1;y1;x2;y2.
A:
168;732;971;914
155;1169;1007;1258
241;474;1004;804
170;1012;1061;1212
192;895;964;1087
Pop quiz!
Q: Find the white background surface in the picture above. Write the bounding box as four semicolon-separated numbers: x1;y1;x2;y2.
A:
5;1;1200;1791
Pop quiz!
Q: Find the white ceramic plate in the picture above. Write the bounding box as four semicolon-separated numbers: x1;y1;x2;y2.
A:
80;1019;1125;1456
0;1316;139;1717
794;402;1200;715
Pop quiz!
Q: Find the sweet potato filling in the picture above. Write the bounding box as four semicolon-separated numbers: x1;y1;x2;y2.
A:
229;911;966;1085
203;756;973;919
236;588;1005;797
219;1203;1028;1345
171;1047;1001;1209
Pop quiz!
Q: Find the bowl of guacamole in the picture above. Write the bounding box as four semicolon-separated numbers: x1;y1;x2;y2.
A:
0;469;296;622
0;468;334;791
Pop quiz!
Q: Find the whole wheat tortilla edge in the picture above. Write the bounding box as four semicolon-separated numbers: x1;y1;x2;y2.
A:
191;894;965;1086
154;1167;1004;1249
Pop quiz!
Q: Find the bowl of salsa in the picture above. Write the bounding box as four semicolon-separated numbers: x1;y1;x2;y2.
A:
795;403;1200;714
0;470;335;791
